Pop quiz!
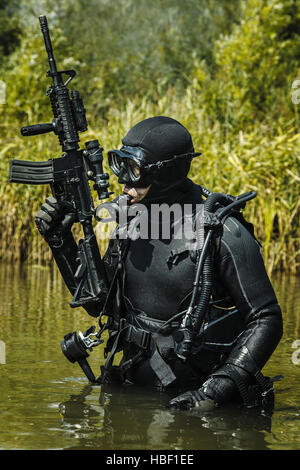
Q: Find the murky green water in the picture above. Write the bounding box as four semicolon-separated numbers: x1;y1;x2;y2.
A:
0;263;299;450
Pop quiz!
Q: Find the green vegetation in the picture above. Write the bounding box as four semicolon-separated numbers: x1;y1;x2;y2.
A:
0;0;21;67
0;0;299;273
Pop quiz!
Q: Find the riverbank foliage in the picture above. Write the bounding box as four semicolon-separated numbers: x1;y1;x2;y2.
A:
0;0;299;274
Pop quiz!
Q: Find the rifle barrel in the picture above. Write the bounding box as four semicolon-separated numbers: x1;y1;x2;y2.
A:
39;15;60;84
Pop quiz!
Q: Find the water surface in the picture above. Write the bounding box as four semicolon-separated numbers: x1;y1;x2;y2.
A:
0;263;299;450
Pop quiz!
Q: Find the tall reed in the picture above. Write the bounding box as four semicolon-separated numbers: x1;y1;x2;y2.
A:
1;89;299;274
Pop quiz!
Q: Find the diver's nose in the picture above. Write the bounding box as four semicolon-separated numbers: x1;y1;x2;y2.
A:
118;161;131;184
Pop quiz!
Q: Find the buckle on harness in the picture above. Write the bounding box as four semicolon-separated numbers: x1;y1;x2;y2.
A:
119;317;127;330
119;318;151;350
127;326;151;350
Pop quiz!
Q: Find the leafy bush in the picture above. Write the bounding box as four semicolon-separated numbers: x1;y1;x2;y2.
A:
0;0;299;273
0;0;21;67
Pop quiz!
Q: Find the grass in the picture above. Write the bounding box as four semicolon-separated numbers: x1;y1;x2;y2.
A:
0;88;299;274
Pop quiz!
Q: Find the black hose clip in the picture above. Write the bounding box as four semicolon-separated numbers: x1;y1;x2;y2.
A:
173;310;195;361
202;211;222;230
173;327;194;361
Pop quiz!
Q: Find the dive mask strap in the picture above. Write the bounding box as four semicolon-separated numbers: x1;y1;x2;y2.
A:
144;152;201;171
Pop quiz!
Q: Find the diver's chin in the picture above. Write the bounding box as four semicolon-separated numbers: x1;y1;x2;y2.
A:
123;184;151;204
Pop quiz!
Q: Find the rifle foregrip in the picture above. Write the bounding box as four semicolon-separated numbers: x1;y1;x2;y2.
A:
21;123;54;136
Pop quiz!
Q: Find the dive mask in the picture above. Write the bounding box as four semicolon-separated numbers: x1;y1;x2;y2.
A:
108;145;201;188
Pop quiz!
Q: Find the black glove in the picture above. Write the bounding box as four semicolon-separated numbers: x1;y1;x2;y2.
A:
166;376;236;410
35;196;76;247
166;388;213;410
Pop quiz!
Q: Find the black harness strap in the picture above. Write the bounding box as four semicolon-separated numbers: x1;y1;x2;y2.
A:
149;346;177;387
99;326;128;383
101;238;130;316
99;316;177;387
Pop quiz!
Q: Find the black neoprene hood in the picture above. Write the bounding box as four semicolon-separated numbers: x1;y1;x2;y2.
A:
108;116;200;200
122;116;194;161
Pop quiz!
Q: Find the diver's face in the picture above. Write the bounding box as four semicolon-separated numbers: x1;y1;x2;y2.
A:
119;158;151;203
123;184;151;203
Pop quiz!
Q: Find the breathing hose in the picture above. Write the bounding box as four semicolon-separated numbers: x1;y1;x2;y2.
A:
174;188;257;361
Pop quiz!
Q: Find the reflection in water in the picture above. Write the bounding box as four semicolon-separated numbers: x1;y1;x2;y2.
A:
59;383;273;450
0;263;299;450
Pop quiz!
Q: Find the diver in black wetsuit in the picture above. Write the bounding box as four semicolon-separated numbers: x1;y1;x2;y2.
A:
36;116;283;410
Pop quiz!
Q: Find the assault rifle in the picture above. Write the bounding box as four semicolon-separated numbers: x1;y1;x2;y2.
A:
8;15;113;310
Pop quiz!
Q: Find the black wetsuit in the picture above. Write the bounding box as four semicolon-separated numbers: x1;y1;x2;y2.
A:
99;179;283;394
